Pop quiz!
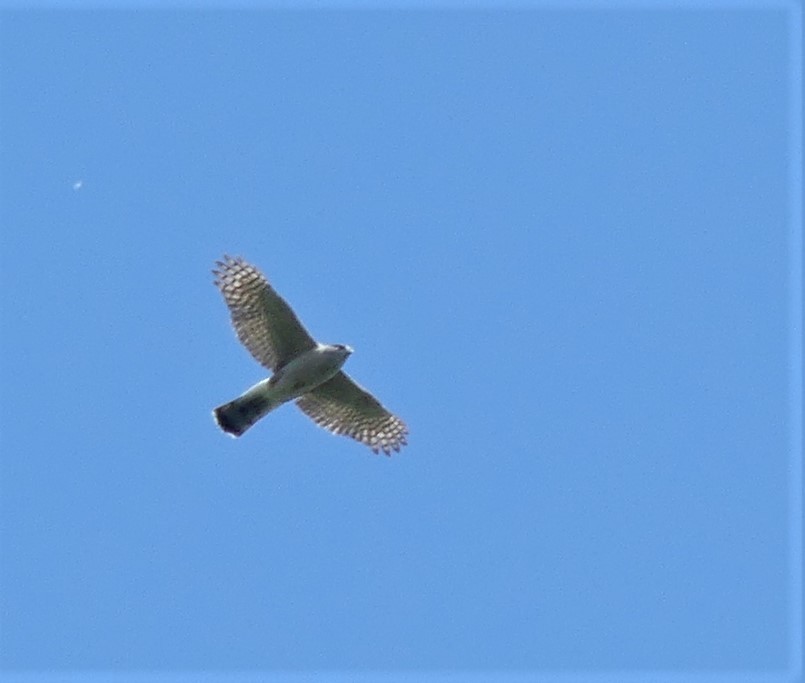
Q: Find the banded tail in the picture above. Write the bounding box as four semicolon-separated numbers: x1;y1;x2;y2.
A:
213;391;277;437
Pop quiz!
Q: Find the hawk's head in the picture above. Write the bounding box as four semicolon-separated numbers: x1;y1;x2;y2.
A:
331;343;354;356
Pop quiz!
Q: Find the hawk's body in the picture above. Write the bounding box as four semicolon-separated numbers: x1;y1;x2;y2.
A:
212;256;407;455
213;343;351;437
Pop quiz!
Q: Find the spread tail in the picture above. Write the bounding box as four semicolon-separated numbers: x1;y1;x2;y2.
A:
213;391;276;437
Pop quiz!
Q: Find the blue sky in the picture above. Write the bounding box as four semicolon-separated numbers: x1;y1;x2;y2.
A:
0;5;801;682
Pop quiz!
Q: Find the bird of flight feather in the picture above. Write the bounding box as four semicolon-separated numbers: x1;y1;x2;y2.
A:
212;256;408;456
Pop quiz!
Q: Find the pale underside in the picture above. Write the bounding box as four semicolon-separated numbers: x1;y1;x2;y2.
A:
213;256;408;455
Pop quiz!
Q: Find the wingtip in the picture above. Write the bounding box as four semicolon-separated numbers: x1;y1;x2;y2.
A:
212;254;245;283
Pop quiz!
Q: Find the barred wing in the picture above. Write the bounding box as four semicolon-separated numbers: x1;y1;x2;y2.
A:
214;256;317;371
296;372;408;455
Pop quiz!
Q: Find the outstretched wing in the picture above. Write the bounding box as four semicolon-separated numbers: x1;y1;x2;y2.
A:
296;372;408;455
214;256;316;371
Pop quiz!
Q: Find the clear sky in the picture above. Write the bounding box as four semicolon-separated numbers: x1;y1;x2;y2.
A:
0;5;801;682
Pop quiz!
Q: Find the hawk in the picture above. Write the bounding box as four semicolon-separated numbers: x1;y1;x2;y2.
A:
212;256;408;456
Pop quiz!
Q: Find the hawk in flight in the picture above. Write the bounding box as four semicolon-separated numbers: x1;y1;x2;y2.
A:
212;256;408;455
